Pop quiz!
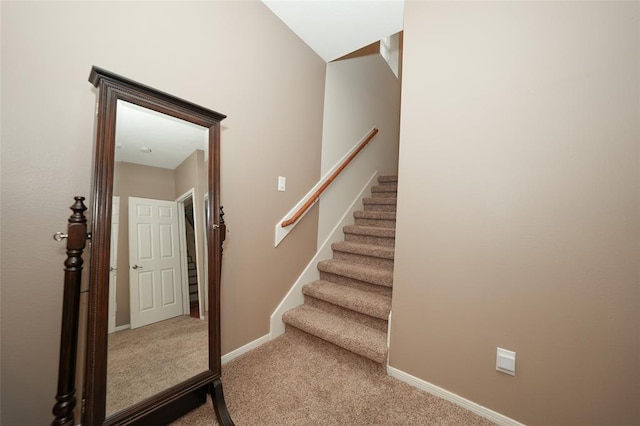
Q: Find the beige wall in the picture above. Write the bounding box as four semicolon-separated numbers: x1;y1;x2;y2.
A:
318;50;401;245
0;1;325;424
391;2;639;425
113;162;176;326
174;150;201;201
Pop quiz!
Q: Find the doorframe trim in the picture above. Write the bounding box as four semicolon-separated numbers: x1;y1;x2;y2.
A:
176;188;203;318
108;195;120;334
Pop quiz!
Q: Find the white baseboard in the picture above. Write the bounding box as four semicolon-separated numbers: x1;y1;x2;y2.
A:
114;324;130;332
221;334;270;365
386;366;525;426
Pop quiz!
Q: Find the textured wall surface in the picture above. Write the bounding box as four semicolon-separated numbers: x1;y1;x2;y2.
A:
0;2;325;424
392;2;639;425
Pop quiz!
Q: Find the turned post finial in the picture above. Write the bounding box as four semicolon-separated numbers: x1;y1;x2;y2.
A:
52;196;88;426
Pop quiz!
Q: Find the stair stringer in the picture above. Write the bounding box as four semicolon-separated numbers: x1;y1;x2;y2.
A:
270;171;380;339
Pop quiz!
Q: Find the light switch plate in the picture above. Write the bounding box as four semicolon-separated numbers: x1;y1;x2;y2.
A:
278;176;286;192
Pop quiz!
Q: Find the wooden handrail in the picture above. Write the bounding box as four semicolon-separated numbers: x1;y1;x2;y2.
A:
281;128;379;227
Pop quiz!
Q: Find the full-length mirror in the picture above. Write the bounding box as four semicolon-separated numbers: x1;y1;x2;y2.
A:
83;67;232;425
106;100;210;415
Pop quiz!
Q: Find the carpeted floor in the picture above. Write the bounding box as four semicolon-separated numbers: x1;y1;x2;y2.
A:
108;175;494;425
171;327;495;425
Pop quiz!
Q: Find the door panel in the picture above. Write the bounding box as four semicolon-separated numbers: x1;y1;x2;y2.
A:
160;268;177;305
138;271;155;311
137;223;153;260
158;205;173;218
159;224;175;258
129;197;184;328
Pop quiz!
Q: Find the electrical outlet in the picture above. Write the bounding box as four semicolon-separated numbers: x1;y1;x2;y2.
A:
496;347;516;376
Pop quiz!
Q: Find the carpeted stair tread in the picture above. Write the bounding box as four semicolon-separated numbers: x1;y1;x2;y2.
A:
354;211;396;220
317;259;393;287
363;197;397;205
371;184;398;193
332;241;395;260
282;305;388;363
343;225;396;238
377;175;398;184
302;280;391;320
280;176;399;368
353;211;397;228
363;197;397;212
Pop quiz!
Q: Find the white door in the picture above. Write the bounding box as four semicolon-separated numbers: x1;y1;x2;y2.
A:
129;197;184;329
108;196;120;333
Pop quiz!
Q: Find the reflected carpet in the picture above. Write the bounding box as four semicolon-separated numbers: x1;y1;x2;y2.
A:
106;315;208;415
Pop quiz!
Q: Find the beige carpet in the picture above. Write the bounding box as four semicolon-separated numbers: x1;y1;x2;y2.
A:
281;176;399;366
110;176;494;424
171;327;495;425
106;315;208;415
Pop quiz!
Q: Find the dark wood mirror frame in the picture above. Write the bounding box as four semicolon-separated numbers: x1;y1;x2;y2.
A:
55;66;233;425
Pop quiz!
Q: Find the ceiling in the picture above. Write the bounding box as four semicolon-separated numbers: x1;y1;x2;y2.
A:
115;100;208;170
262;0;404;62
115;1;406;170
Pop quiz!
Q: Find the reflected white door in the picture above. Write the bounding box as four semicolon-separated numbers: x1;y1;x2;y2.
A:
108;196;120;334
129;197;184;329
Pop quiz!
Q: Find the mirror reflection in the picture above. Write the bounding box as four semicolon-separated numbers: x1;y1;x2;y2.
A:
106;100;210;415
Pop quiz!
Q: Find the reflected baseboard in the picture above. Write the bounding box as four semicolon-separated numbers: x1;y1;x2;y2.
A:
221;334;270;365
114;324;130;332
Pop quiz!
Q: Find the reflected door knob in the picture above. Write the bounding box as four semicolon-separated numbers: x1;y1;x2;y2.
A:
132;265;143;270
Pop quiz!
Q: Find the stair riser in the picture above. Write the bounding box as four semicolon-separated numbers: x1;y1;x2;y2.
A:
285;326;388;374
334;251;394;270
370;192;397;198
345;233;395;247
377;177;398;185
354;218;396;228
282;323;387;365
320;271;392;290
372;184;398;192
363;204;397;212
317;262;393;287
303;281;392;320
316;277;393;298
304;296;388;332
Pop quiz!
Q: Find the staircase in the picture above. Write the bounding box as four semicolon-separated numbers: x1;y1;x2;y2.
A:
282;175;397;364
187;254;199;317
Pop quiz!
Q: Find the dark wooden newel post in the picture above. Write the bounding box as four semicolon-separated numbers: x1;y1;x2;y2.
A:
52;197;88;426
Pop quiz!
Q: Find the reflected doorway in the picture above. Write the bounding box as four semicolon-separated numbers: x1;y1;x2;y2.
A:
176;189;203;320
